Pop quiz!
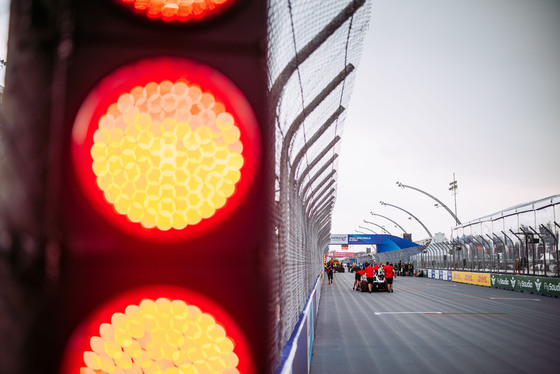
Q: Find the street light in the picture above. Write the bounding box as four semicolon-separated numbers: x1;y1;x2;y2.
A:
358;225;377;234
396;181;461;225
370;211;407;234
364;219;393;235
379;201;432;239
449;173;459;223
362;220;390;235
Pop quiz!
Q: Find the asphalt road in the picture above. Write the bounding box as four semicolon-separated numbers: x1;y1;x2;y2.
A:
310;272;560;374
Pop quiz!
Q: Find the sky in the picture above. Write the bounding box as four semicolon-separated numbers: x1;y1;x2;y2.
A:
330;0;560;245
0;1;558;244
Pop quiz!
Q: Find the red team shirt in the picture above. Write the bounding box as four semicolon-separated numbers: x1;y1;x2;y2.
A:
383;264;394;278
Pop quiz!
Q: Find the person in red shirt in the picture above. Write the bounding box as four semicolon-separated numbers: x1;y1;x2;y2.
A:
365;262;375;293
373;263;379;274
354;267;366;291
383;262;394;292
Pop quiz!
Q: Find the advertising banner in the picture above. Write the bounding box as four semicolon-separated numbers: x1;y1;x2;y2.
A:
330;234;348;245
426;270;560;297
424;270;453;282
348;234;375;245
490;274;560;297
452;271;491;287
328;252;355;258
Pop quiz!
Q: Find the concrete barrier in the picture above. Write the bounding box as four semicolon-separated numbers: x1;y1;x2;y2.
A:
424;269;560;297
277;274;322;374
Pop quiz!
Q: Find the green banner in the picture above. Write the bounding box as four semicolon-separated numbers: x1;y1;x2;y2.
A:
490;274;560;297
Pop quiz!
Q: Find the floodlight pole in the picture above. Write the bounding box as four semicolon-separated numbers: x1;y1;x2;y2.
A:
379;201;433;239
363;220;390;235
396;181;461;225
358;225;377;234
370;211;406;234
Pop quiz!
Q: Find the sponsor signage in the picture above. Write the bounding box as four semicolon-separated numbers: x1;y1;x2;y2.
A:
426;269;560;297
425;269;453;282
348;234;376;244
490;274;560;297
328;252;358;258
330;234;348;245
452;271;491;287
330;234;420;252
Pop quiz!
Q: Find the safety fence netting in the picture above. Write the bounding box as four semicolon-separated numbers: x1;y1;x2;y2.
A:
266;0;372;370
410;195;560;278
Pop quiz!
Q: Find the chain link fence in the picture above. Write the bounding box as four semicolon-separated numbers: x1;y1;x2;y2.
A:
267;0;371;369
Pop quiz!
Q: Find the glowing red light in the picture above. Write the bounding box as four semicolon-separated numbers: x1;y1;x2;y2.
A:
60;286;255;374
72;58;260;241
117;0;235;22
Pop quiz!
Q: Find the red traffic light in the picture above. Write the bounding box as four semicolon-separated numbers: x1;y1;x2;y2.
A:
60;285;255;373
116;0;236;22
72;57;260;242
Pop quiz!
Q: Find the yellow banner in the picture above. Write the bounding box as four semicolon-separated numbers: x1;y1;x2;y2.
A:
452;271;491;287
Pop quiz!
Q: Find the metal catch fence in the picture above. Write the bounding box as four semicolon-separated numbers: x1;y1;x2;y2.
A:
267;0;371;369
410;195;560;278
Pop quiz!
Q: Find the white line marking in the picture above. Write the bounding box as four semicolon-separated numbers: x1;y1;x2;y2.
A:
489;298;541;301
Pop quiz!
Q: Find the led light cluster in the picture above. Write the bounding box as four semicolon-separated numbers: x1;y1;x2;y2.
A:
90;80;244;231
81;298;239;374
118;0;232;21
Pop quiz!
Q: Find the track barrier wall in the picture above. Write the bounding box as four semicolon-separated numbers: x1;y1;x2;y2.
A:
277;274;323;374
425;269;560;297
